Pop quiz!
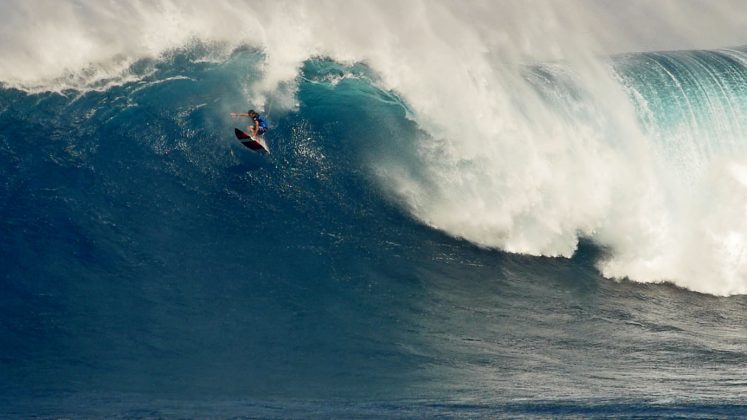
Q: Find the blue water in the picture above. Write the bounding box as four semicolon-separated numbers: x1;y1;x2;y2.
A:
3;48;747;417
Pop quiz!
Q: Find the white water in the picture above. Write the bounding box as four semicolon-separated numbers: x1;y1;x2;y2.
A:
3;0;747;295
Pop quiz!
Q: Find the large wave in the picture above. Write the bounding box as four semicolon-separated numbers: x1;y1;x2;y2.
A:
4;0;747;295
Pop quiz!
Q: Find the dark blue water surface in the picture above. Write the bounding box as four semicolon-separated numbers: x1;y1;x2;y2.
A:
2;49;747;417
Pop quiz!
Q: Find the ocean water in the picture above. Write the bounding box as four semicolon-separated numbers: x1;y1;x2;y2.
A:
3;1;747;417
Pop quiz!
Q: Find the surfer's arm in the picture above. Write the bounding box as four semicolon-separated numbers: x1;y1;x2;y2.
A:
230;112;250;118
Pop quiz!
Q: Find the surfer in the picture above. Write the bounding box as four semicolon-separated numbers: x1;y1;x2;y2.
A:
231;109;268;140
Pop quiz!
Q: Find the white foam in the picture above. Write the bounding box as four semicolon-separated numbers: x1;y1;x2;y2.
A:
3;0;747;295
0;0;252;92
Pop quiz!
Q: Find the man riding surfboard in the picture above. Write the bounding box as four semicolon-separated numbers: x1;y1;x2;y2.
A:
230;109;268;140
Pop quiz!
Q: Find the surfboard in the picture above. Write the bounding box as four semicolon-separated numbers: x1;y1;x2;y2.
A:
234;128;269;154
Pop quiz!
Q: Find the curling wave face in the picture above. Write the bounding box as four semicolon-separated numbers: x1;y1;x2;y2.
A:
3;1;747;293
